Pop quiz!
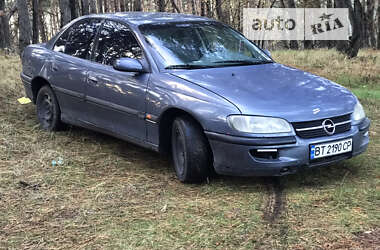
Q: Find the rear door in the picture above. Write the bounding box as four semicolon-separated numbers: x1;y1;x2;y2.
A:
84;20;150;140
50;18;102;122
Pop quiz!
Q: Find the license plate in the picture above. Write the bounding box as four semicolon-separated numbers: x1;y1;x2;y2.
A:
310;138;352;160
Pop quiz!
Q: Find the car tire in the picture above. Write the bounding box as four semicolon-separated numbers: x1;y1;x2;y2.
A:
36;85;62;131
171;116;212;183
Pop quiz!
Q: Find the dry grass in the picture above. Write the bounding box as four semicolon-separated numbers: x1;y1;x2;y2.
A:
0;49;379;249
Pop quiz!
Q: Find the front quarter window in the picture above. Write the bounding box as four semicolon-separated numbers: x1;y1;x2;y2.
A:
53;29;69;53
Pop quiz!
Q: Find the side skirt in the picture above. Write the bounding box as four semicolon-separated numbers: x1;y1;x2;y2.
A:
61;114;159;152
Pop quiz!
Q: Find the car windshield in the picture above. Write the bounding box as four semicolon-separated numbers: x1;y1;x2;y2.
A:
139;22;273;69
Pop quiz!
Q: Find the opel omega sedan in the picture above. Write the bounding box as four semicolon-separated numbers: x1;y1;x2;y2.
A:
20;12;370;183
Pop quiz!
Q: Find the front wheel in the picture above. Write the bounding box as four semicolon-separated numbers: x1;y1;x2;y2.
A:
36;85;62;131
171;116;213;183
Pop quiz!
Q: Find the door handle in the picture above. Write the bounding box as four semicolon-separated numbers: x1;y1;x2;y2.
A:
88;76;98;83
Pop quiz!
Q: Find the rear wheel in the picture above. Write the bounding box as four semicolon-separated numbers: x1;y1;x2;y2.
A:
171;116;212;183
36;85;62;131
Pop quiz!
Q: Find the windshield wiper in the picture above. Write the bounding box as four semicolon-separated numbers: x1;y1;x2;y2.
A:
165;61;273;70
165;64;212;70
212;60;273;65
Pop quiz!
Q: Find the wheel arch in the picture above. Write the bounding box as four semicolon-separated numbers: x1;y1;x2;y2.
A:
31;76;51;104
158;107;210;155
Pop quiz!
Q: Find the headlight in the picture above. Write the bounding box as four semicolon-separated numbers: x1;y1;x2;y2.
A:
227;115;292;133
352;101;365;121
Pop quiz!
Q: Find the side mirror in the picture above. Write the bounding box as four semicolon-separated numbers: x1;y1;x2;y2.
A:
113;58;145;73
263;49;271;57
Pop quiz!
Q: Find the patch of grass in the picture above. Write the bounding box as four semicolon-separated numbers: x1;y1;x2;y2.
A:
352;88;380;100
0;49;379;249
272;49;380;90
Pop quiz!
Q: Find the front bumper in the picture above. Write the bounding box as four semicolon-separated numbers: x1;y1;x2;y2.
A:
205;118;370;176
20;72;34;102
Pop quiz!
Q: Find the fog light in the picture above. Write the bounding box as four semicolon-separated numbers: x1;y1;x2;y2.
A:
280;167;289;173
256;149;278;153
250;149;278;160
364;131;369;137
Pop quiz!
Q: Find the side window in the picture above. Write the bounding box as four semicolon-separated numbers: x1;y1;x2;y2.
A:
94;21;142;66
53;19;102;59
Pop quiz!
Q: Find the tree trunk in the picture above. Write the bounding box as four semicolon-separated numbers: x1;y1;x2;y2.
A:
104;0;109;12
0;0;11;49
378;4;380;49
236;0;242;32
206;0;211;18
215;0;223;22
361;0;368;47
223;0;230;25
336;0;362;58
39;10;47;42
157;0;165;12
190;0;196;15
277;0;289;49
89;0;97;13
59;0;71;27
204;0;212;17
97;0;103;13
8;3;17;19
171;0;180;12
32;0;39;44
17;0;32;54
75;0;81;17
133;0;141;11
200;0;205;16
366;0;376;48
69;0;77;19
82;0;89;15
120;0;125;11
285;0;298;49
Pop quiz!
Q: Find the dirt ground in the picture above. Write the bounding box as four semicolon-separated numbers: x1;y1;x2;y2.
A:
0;50;379;249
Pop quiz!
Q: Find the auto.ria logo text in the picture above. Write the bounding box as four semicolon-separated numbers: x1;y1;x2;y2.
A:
243;8;349;41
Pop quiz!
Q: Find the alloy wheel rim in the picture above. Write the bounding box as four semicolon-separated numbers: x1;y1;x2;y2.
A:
173;126;185;176
38;93;53;127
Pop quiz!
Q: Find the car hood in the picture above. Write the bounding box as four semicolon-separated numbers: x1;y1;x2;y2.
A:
170;63;356;122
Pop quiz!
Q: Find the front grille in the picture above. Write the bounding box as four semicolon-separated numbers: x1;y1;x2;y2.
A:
292;114;351;139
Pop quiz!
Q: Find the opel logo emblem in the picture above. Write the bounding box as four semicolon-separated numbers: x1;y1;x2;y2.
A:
322;119;335;135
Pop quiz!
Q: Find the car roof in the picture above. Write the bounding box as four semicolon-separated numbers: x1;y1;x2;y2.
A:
85;12;213;26
46;12;214;50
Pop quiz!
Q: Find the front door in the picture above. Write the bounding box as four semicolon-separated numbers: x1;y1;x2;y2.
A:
85;20;149;140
